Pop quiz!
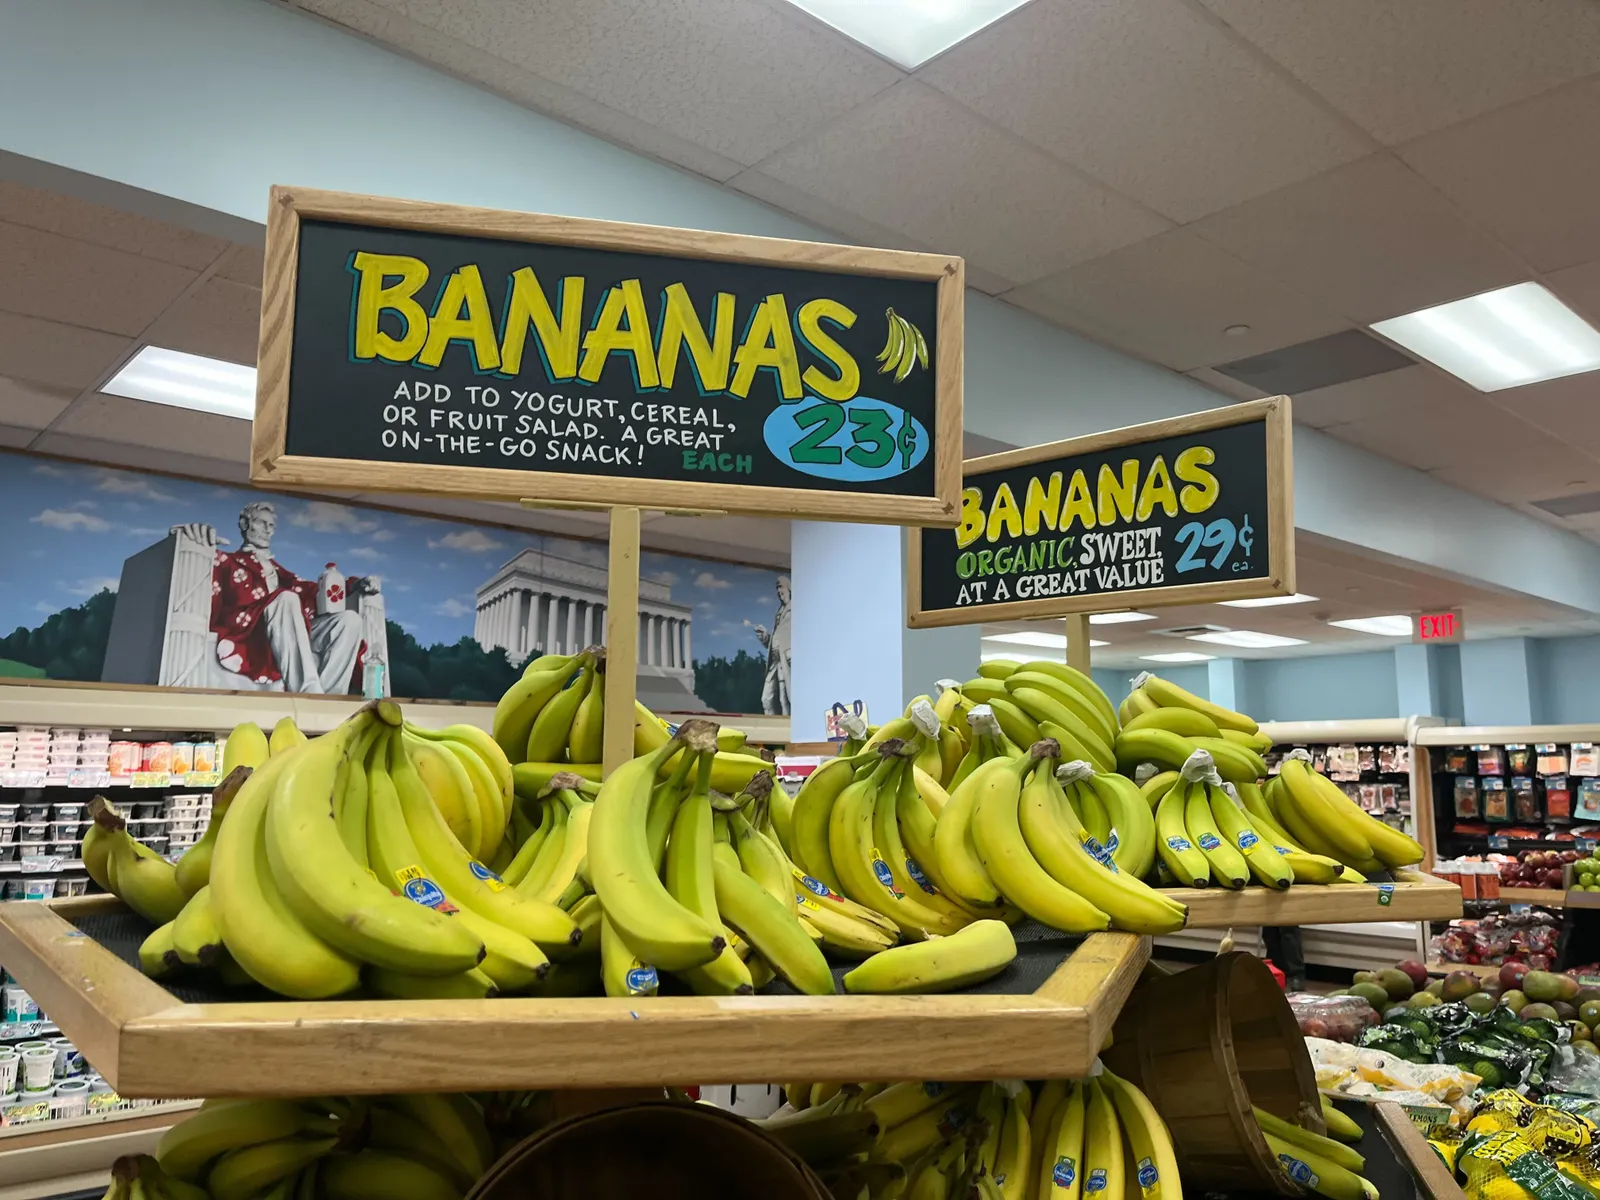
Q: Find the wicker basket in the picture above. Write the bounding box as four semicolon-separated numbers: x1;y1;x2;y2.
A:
1102;951;1321;1194
468;1100;828;1200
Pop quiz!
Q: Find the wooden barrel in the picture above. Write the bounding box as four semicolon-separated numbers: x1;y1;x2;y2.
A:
1102;951;1321;1194
468;1100;829;1200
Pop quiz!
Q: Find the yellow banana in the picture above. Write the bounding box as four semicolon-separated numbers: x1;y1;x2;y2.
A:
172;885;225;967
1186;778;1248;889
491;652;582;762
267;717;306;757
1155;781;1210;888
1103;1070;1181;1200
1209;783;1293;890
843;918;1016;993
934;757;1009;908
1081;1080;1125;1200
405;732;482;860
567;666;605;764
221;722;270;774
1122;708;1220;739
526;663;593;764
1140;674;1257;734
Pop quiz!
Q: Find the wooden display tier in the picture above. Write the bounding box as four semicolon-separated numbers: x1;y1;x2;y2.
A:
0;897;1147;1099
1159;869;1462;927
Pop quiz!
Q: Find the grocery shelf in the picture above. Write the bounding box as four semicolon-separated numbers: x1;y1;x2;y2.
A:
1159;870;1462;927
1258;717;1447;745
1415;724;1600;747
0;897;1149;1098
1495;887;1567;907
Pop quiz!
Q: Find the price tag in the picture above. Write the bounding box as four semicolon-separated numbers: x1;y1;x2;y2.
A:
0;771;46;789
86;1091;122;1112
67;769;112;789
1376;883;1395;906
1488;835;1510;850
1579;839;1597;854
183;771;221;788
131;772;168;788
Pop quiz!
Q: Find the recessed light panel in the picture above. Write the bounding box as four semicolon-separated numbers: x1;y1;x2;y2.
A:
1089;612;1155;625
103;346;257;420
1328;615;1413;637
1217;593;1319;608
781;0;1034;69
1139;652;1214;663
1371;282;1600;392
985;630;1067;649
1188;630;1308;649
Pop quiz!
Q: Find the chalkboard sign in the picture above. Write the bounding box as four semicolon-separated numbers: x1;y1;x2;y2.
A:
908;398;1294;626
251;187;963;525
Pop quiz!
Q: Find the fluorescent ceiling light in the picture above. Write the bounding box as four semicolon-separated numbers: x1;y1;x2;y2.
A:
1371;282;1600;392
103;346;256;419
1328;614;1413;637
780;0;1033;69
1088;612;1154;625
985;631;1067;649
981;643;1105;664
1218;593;1320;608
1189;630;1309;649
1139;651;1214;663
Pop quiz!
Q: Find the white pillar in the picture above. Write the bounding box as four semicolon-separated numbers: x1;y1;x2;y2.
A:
665;619;676;668
655;615;665;667
671;619;682;668
563;597;577;654
474;601;485;645
489;595;502;649
594;603;606;646
682;620;691;667
546;592;561;656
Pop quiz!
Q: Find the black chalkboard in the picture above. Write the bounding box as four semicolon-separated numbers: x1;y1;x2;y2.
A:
909;399;1294;626
253;190;962;525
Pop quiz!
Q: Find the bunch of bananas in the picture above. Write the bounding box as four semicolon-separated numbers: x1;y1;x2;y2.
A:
876;307;929;384
763;1070;1178;1200
1255;1102;1377;1200
132;1091;493;1200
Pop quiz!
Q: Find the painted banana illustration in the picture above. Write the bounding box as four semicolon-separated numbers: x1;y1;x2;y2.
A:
876;308;929;383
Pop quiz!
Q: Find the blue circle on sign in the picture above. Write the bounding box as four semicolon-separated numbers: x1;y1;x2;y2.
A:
403;877;446;908
763;395;930;483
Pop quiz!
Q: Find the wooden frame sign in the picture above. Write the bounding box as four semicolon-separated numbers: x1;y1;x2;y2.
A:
251;186;964;525
908;397;1295;627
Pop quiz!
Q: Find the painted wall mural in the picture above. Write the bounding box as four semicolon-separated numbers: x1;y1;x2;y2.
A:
0;451;787;713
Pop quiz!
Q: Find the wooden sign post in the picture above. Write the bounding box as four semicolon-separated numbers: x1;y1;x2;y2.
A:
909;397;1295;636
251;185;964;773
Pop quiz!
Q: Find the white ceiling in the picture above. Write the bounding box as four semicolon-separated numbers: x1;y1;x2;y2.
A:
278;0;1600;542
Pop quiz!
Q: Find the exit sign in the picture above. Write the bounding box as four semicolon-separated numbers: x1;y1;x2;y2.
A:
1416;609;1464;643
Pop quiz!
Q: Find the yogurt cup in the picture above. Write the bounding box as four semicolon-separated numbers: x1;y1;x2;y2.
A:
20;1046;56;1092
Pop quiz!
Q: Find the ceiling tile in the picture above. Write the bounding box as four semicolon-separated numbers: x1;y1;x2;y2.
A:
214;244;265;287
920;0;1372;222
26;433;252;486
299;0;749;182
1185;367;1268;403
0;223;198;337
1000;229;1348;370
1547;260;1600;329
1214;329;1412;395
0;424;35;450
751;82;1169;285
0;375;75;431
142;278;262;366
1191;153;1526;323
1484;369;1600;459
1430;445;1600;508
49;393;253;461
1198;0;1600;144
0;181;229;271
0;312;131;392
302;0;902;167
1292;364;1472;430
1399;77;1600;274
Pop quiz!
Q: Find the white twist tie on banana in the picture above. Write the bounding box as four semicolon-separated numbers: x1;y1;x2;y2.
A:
1130;670;1154;690
1055;760;1097;785
1284;747;1314;764
934;678;960;692
839;712;868;739
1223;782;1243;803
967;704;1001;738
1179;749;1219;784
909;699;941;739
1133;762;1160;785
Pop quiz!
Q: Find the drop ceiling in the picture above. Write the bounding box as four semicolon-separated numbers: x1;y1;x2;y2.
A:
274;0;1600;543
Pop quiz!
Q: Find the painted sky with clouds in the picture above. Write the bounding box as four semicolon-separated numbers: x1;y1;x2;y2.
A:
0;451;784;662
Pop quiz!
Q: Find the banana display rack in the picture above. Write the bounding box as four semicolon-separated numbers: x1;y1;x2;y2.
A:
1158;868;1463;927
0;895;1147;1099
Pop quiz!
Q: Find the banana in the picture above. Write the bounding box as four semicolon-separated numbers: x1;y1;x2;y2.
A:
1114;728;1195;774
1190;736;1267;785
934;757;1009;908
600;912;659;997
898;767;985;913
797;899;896;958
1303;766;1425;868
1235;780;1305;852
139;919;180;978
207;1136;335;1200
731;807;795;915
158;1100;320;1182
1140;674;1257;734
268;723;487;975
960;677;1011;706
1277;760;1373;866
1086;772;1156;879
1280;851;1344;885
174;767;251;898
1138;770;1179;808
406;731;483;860
994;1088;1032;1200
876;1087;982;1168
589;725;723;970
1254;1106;1365;1173
385;1093;492;1180
1260;1132;1376;1200
388;735;579;953
1009;688;1115;772
1019;771;1185;935
789;754;861;895
1015;660;1118;734
318;1149;461;1200
663;760;754;995
172;886;225;967
1320;1097;1363;1144
567;665;605;764
985;697;1041;754
791;867;899;936
519;789;591;906
516;797;568;895
100;813;188;924
526;662;593;764
1209;783;1293;890
435;736;507;863
512;761;602;798
1003;672;1116;745
937;724;966;787
877;307;907;369
712;843;834;994
1186;778;1248;889
411;722;514;803
632;702;775;794
332;721;383;868
843;918;1016;993
491;652;583;762
876;764;973;926
768;782;797;859
1122;707;1220;739
364;1106;474;1192
1155;780;1210;888
82;806;115;891
1041;1080;1086;1200
1102;1069;1181;1200
365;967;499;999
1081;1080;1124;1200
267;717;307;757
222;722;271;774
970;755;1110;934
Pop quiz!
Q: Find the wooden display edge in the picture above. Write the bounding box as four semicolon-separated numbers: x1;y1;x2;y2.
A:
1374;1101;1466;1200
1158;870;1462;927
0;898;1147;1098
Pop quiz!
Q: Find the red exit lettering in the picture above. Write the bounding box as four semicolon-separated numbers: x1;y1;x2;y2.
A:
1417;610;1464;642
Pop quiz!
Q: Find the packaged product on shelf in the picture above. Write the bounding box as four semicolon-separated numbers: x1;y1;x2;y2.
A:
1578;779;1600;821
190;741;217;773
169;742;194;775
1289;994;1378;1042
1484;779;1511;822
1508;744;1534;775
1539;744;1570;775
1447;748;1474;773
1513;777;1541;823
1575;744;1600;776
1479;745;1508;776
1457;775;1481;818
107;742;139;779
1548;775;1574;821
141;743;174;775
